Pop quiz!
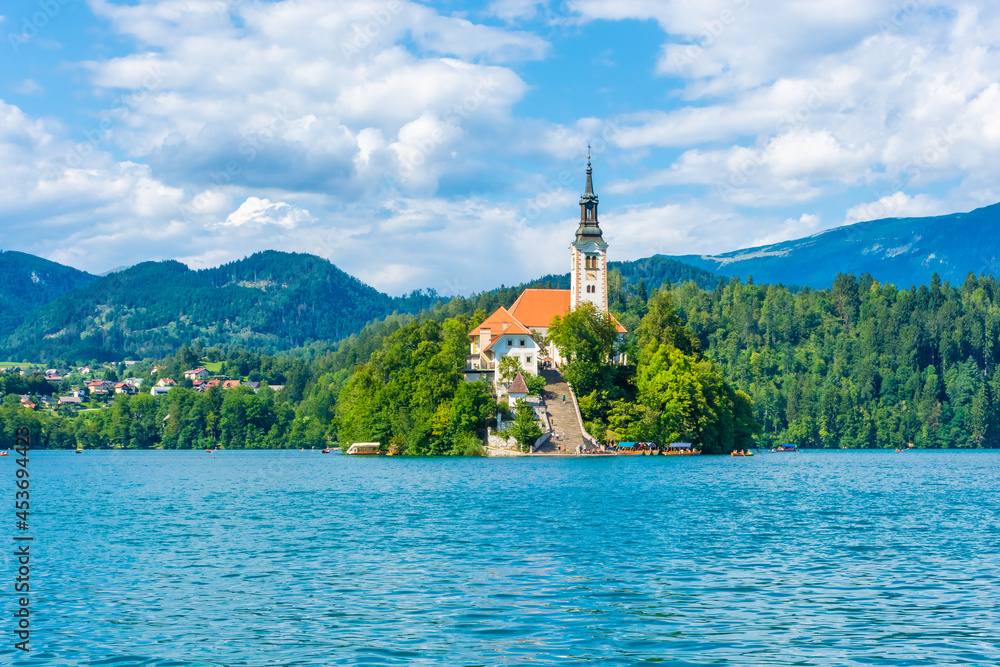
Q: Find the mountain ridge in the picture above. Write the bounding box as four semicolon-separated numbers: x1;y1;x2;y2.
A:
664;202;1000;288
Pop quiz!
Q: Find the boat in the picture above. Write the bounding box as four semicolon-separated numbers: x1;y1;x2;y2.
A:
75;448;83;454
771;443;798;452
321;448;331;454
611;441;659;455
345;442;384;456
664;442;701;456
0;451;8;457
731;450;754;457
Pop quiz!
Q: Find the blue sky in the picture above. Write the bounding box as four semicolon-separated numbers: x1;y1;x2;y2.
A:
2;0;999;294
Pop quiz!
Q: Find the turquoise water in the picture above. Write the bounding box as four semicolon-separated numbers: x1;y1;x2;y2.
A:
2;450;999;665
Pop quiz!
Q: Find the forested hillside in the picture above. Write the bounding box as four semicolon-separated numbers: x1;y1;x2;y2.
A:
667;272;1000;448
528;255;722;292
1;251;440;361
0;250;97;338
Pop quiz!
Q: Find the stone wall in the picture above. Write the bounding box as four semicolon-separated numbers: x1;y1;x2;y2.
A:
485;433;528;456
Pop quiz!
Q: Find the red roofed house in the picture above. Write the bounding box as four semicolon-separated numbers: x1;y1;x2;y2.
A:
222;380;241;389
469;159;626;388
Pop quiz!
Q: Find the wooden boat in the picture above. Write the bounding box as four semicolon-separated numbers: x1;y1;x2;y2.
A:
611;442;659;455
0;451;8;457
731;450;754;457
75;449;83;454
321;448;331;454
345;442;384;455
771;443;798;452
664;442;701;456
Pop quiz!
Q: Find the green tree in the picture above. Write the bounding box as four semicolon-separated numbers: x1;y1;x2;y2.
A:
507;399;542;452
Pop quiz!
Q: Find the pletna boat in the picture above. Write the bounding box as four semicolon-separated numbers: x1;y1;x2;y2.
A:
611;442;659;455
771;443;798;452
664;442;701;456
731;450;754;457
345;442;384;455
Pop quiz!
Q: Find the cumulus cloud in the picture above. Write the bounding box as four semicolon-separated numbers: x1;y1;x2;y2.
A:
844;192;949;225
222;197;316;229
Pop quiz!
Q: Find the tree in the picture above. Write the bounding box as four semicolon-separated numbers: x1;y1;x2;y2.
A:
507;399;542;452
497;355;522;387
548;301;621;397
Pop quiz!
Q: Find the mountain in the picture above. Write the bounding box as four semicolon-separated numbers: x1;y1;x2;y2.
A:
527;255;722;291
0;250;98;341
0;251;439;362
664;202;1000;289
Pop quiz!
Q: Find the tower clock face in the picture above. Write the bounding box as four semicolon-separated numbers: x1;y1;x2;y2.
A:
587;272;596;279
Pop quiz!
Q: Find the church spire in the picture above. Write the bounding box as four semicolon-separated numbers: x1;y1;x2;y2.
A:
576;148;602;241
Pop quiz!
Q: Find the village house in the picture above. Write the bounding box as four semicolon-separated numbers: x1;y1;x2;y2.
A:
58;396;83;406
156;378;176;387
85;380;112;395
114;382;137;395
150;386;171;396
183;368;211;381
19;396;36;410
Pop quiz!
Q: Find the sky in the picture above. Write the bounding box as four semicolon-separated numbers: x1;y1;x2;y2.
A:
2;0;1000;295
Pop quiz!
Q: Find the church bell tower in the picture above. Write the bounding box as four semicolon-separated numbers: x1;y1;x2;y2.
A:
570;152;609;313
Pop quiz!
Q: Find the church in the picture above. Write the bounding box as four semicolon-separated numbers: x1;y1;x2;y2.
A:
468;158;626;388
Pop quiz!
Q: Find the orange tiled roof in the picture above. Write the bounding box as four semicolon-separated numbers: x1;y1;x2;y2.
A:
470;307;530;337
507;289;571;327
508;289;628;333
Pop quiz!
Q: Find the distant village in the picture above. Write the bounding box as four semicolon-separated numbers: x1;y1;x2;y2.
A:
0;362;284;413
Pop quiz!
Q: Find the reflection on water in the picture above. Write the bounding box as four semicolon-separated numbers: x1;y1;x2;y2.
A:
4;450;999;665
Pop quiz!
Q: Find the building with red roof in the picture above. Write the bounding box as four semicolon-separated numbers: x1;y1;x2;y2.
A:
468;159;626;390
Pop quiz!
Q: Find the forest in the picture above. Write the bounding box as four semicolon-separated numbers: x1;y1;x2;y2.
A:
3;270;1000;450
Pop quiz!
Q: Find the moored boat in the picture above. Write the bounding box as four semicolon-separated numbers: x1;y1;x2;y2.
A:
664;442;701;456
345;442;385;455
610;441;659;455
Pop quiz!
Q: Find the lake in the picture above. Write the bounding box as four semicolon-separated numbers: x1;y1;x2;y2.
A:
3;449;998;665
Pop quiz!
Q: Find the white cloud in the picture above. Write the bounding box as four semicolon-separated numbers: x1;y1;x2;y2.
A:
222;197;316;229
844;192;949;224
751;214;822;247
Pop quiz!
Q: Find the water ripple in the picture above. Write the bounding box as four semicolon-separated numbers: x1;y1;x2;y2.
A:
7;450;999;665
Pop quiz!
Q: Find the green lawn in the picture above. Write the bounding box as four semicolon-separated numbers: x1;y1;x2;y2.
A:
201;361;223;373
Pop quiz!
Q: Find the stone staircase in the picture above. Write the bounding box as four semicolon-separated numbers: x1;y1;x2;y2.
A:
535;369;589;454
